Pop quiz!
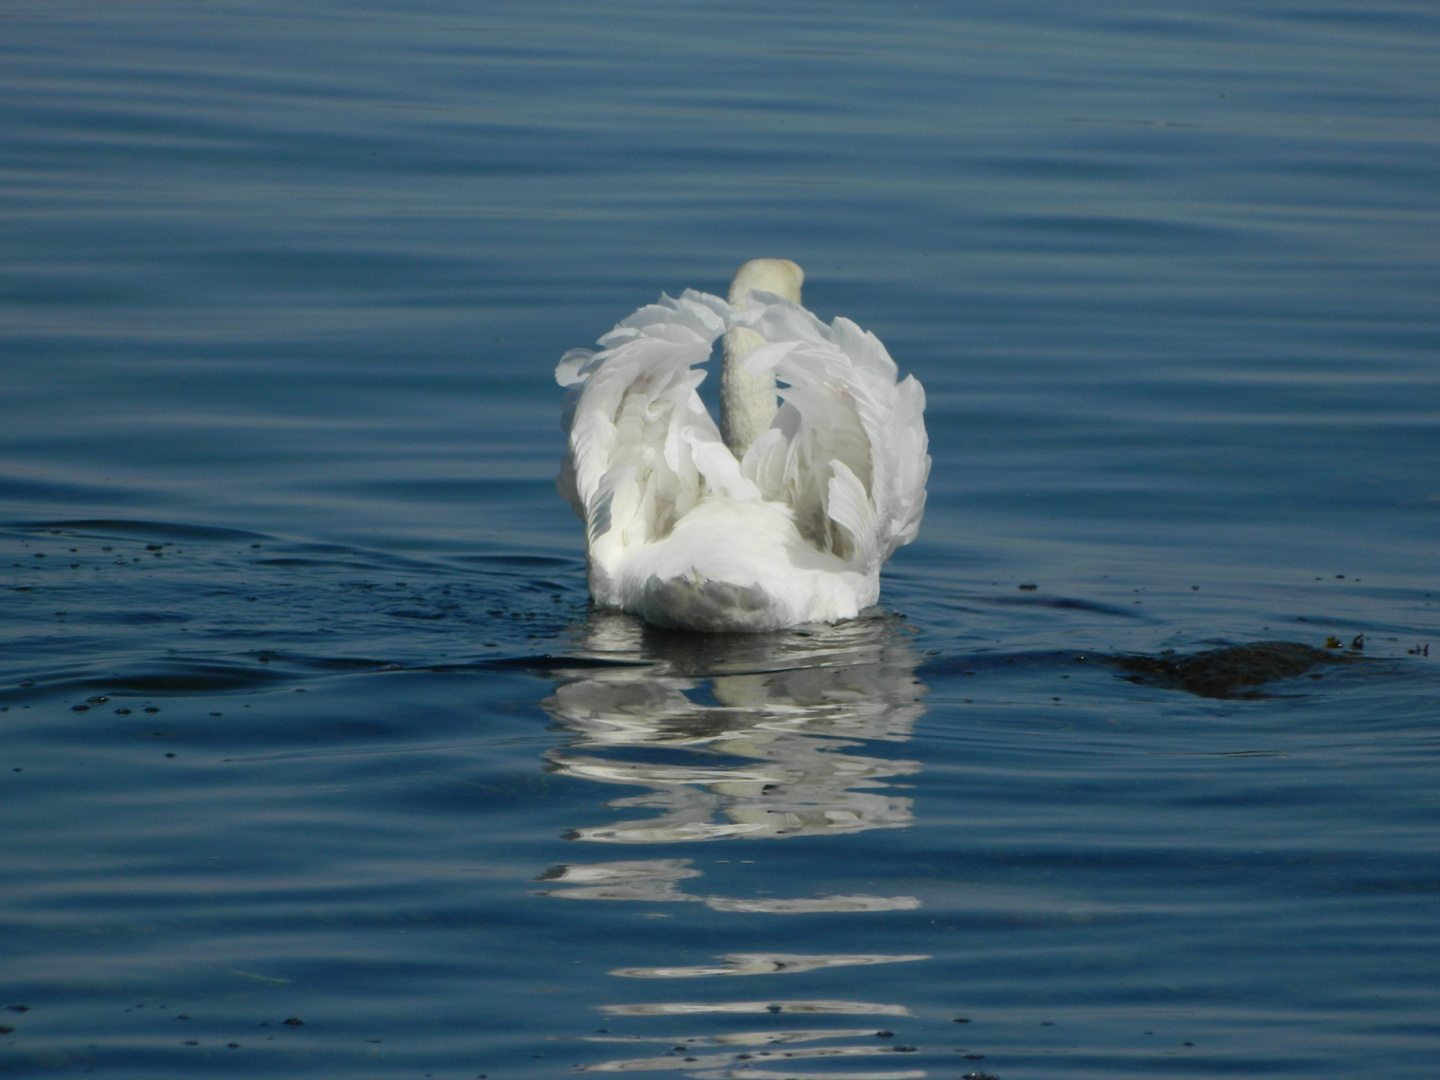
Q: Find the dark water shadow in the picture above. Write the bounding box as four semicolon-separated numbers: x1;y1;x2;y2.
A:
923;638;1387;702
1112;640;1371;699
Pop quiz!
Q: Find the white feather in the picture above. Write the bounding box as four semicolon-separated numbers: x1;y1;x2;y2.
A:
557;260;929;632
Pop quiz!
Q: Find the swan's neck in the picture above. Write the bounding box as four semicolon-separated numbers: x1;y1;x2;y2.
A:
720;325;775;459
720;259;803;458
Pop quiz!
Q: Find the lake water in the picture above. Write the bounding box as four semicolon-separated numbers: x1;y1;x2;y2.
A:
2;1;1438;1077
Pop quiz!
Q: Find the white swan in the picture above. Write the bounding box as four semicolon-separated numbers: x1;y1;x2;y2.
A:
557;259;928;632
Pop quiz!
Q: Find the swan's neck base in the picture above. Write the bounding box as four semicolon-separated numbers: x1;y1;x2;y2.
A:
720;326;776;458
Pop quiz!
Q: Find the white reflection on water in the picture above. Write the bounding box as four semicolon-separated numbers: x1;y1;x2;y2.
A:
539;612;932;1073
611;953;931;980
585;1030;889;1046
704;895;919;914
580;1029;930;1078
597;1002;913;1017
538;857;918;913
538;858;704;901
583;1043;925;1074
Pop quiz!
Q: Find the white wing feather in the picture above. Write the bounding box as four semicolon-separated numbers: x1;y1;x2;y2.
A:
558;293;759;604
732;296;929;565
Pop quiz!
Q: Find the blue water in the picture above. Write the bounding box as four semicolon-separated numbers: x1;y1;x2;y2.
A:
2;1;1438;1077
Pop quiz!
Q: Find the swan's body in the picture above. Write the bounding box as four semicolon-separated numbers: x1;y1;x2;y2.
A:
557;259;928;632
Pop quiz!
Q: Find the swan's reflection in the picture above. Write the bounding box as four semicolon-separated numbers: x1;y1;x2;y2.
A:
537;612;932;1076
541;614;925;846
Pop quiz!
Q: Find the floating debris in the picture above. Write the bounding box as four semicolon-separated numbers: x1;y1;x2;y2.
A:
1114;641;1367;699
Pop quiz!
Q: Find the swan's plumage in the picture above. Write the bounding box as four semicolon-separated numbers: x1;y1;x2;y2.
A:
558;261;928;632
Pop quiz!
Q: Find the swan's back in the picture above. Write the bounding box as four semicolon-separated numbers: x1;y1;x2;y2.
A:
558;265;927;631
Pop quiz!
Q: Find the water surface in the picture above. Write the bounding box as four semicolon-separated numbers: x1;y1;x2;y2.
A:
2;1;1438;1077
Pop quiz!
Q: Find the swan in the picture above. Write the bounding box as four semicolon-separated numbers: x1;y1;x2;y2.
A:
557;259;928;632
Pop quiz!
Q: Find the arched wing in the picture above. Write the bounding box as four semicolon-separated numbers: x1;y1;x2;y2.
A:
732;296;929;569
557;291;757;553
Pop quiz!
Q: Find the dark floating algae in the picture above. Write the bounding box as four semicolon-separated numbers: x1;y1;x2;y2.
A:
1114;640;1369;699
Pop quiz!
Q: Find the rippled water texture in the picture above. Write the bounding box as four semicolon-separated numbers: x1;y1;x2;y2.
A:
2;1;1438;1077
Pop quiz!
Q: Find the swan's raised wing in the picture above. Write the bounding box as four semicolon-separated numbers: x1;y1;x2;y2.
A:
557;291;757;561
732;294;929;569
